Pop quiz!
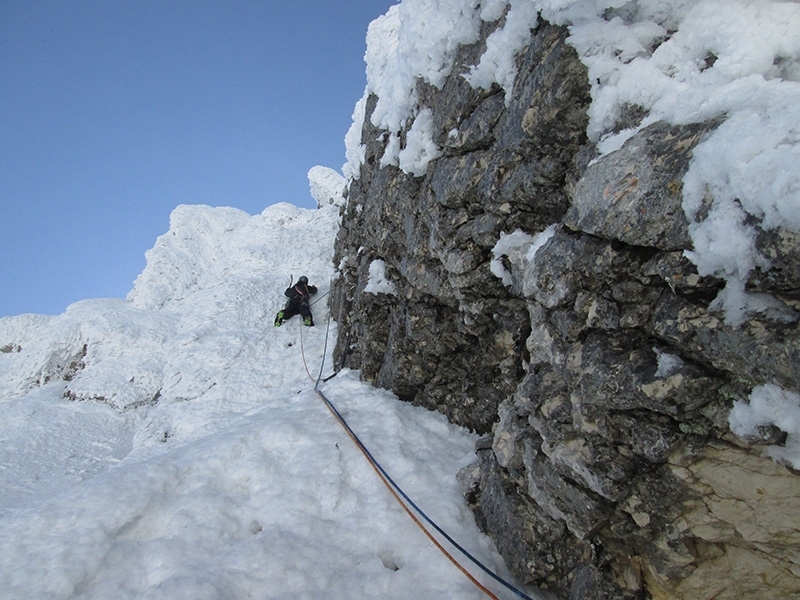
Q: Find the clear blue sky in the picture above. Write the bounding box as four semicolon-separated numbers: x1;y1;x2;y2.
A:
0;0;396;317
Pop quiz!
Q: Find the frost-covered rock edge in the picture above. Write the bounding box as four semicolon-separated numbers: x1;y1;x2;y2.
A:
331;1;800;599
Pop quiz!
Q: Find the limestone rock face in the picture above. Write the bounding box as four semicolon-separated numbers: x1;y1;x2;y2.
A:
564;121;718;251
331;20;589;434
330;13;800;600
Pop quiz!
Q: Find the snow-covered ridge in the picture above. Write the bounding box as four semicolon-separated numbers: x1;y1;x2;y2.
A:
1;202;338;410
307;165;347;208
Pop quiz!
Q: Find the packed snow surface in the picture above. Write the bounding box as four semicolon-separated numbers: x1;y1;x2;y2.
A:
0;202;524;599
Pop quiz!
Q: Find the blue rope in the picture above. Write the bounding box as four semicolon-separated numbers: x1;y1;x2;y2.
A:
313;312;536;600
310;288;330;307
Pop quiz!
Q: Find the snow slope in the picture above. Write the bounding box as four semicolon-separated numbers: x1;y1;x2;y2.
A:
0;202;521;599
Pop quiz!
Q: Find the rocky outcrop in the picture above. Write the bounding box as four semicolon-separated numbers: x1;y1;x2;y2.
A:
332;19;589;433
331;12;800;600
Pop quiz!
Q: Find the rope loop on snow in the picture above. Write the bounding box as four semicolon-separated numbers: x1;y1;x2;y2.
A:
295;291;535;600
298;317;316;382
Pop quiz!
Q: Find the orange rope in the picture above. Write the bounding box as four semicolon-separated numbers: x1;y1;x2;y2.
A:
296;308;503;599
314;388;499;599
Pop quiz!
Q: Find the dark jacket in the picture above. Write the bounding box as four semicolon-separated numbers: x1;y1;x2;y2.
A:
284;282;317;308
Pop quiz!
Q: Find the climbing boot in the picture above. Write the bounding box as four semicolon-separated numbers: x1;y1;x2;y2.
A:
274;311;285;327
303;316;314;327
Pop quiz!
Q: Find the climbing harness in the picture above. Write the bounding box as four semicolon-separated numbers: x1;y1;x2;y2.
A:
295;292;536;600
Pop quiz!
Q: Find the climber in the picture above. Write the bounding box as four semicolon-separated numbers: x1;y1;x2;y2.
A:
274;275;318;327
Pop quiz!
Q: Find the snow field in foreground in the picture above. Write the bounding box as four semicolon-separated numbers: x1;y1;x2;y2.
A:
0;370;514;600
